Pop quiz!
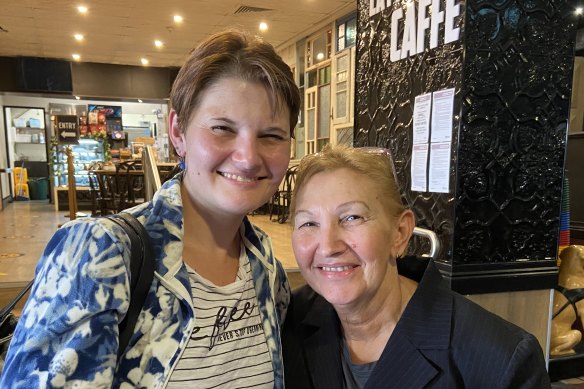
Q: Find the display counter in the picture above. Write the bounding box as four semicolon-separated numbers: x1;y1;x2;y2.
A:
53;162;177;213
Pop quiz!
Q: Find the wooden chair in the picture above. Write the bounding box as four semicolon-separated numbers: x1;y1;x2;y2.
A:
269;165;297;224
116;161;144;211
90;170;120;215
87;171;100;216
158;164;180;184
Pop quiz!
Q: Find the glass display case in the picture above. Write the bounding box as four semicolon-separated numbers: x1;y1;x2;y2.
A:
53;138;105;187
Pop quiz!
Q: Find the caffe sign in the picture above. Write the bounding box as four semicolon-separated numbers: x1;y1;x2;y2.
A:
369;0;461;62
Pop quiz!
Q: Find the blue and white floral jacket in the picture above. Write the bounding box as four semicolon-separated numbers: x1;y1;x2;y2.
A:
1;174;290;388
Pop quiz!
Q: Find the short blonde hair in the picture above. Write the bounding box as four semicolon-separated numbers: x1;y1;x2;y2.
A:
291;145;407;224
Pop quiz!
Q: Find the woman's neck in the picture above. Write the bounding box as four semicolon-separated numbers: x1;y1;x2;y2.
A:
180;185;243;285
337;275;418;364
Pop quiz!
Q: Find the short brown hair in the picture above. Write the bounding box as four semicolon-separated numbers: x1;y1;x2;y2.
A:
291;145;407;224
170;28;300;135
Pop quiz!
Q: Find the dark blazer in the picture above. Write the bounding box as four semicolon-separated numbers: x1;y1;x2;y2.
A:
282;257;551;388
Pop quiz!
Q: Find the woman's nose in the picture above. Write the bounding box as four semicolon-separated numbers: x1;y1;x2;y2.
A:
232;136;261;169
317;224;346;258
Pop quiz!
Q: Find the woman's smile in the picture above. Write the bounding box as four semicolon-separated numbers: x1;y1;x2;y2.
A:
218;171;265;183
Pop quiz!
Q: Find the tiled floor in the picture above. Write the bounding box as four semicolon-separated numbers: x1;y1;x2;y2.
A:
247;213;295;269
0;200;69;287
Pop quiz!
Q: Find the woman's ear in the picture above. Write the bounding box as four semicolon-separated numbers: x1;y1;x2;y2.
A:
169;109;185;157
392;209;415;257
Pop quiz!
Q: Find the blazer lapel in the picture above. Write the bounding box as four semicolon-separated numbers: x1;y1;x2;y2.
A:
301;296;345;388
365;334;439;388
366;259;454;388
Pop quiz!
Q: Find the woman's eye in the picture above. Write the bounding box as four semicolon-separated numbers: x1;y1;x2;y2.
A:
296;221;316;229
261;133;286;141
211;125;233;133
342;215;362;223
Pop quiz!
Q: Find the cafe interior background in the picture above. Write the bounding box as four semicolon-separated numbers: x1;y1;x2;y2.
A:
1;0;584;384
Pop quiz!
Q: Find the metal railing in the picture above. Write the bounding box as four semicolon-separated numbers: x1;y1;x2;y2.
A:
412;227;441;258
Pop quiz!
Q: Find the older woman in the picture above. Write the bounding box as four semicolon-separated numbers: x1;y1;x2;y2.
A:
282;145;550;388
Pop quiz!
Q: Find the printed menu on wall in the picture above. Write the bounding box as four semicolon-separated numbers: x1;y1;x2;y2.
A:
410;88;454;193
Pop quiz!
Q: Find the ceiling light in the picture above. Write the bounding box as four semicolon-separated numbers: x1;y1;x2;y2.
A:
138;99;143;103
75;96;81;100
173;15;183;23
77;5;88;13
72;53;81;61
259;22;268;31
74;33;84;41
316;52;325;61
141;58;149;66
154;40;163;48
577;7;583;15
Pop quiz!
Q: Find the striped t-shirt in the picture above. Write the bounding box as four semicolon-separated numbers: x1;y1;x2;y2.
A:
167;251;274;388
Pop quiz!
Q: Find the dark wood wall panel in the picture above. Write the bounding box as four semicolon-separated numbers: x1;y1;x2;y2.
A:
355;0;575;293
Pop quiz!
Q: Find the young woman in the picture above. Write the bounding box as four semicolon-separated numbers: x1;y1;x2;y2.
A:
2;29;300;388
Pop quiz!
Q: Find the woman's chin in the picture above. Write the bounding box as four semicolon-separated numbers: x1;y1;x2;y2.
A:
317;287;362;308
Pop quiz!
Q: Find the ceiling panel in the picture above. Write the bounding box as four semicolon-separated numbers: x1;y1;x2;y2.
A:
0;0;356;67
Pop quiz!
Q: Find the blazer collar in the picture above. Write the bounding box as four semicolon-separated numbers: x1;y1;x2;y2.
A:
397;257;453;351
365;258;453;387
299;257;453;388
302;295;345;388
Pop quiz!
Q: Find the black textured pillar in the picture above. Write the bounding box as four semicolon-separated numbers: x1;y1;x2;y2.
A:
355;0;577;294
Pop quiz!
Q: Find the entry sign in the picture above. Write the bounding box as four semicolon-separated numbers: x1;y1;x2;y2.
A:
56;115;79;144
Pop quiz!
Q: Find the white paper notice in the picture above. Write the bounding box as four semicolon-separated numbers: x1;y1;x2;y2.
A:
429;142;451;193
413;93;431;144
431;88;455;143
411;144;429;192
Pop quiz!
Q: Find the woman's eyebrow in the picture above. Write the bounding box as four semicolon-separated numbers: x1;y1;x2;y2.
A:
210;116;236;124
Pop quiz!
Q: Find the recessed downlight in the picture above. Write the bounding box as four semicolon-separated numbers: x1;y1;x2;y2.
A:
259;22;268;31
77;5;88;13
72;53;81;61
141;58;149;66
173;15;183;23
74;33;84;41
154;40;163;48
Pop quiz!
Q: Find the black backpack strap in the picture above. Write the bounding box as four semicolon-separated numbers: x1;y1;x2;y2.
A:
107;213;154;360
0;281;33;322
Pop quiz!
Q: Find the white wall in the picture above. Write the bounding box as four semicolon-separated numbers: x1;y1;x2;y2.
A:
0;95;8;200
570;57;584;133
